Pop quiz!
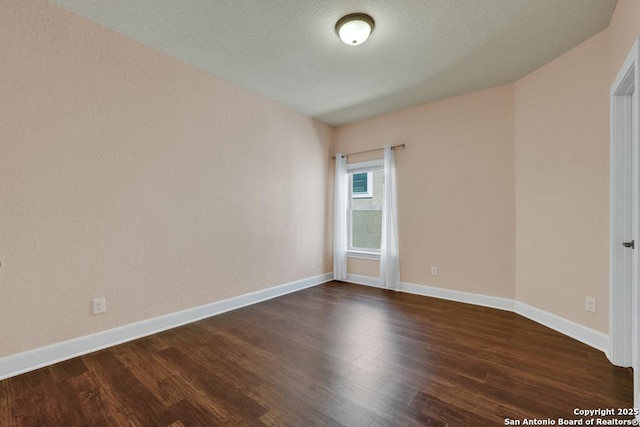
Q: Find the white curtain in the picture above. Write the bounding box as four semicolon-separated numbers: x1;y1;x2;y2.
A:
380;145;401;290
333;154;348;281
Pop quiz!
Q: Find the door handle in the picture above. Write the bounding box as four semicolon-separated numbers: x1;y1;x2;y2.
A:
623;240;635;249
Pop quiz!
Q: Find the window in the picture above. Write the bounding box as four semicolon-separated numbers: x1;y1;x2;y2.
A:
351;172;372;198
347;161;384;258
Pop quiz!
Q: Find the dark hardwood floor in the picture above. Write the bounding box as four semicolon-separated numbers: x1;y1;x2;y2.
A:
0;281;633;426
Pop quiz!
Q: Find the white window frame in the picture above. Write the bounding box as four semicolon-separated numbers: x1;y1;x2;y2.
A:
347;160;384;259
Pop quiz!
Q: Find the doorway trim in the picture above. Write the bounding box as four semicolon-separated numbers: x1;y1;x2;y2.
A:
610;37;639;369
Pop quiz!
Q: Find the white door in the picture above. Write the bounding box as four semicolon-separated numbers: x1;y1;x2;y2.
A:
610;38;639;409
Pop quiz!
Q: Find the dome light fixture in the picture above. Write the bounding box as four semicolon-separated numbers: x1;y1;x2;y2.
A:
335;13;375;46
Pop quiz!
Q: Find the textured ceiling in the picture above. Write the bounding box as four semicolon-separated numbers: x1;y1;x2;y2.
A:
49;0;617;126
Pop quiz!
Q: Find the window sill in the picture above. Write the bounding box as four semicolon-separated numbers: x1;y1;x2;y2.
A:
347;250;380;261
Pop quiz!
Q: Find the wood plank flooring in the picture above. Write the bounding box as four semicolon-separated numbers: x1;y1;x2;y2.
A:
0;281;633;426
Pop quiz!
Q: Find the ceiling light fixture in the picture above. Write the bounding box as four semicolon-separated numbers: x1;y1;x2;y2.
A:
335;13;375;46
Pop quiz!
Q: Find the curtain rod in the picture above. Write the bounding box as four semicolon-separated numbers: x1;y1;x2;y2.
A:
332;143;406;159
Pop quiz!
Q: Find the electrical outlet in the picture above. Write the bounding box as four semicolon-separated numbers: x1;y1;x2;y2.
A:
318;257;323;267
585;296;596;313
92;297;107;315
431;266;438;277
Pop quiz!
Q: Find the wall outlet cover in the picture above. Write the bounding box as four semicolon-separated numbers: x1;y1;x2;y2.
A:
92;297;107;315
585;297;596;313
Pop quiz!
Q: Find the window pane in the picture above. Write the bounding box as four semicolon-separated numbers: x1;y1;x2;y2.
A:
349;168;384;252
352;173;368;193
351;209;382;250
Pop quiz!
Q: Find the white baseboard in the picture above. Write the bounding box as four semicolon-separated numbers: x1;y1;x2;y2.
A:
400;281;515;311
1;272;610;380
343;274;608;354
346;273;382;288
346;274;514;311
0;273;333;381
514;301;609;353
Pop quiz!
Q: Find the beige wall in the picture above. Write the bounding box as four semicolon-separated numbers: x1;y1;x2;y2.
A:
335;84;516;299
515;0;640;334
607;0;640;81
0;0;333;357
514;31;610;332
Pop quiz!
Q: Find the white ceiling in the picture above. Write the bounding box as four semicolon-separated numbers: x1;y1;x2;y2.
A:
49;0;618;126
